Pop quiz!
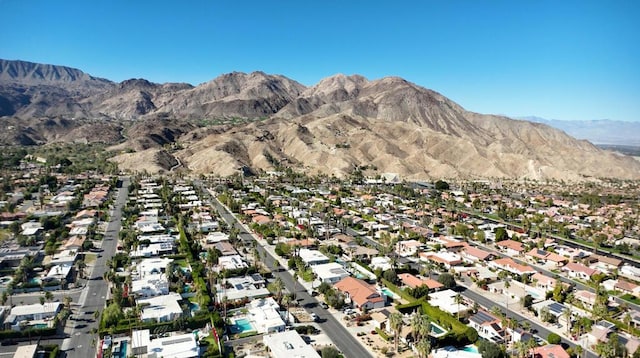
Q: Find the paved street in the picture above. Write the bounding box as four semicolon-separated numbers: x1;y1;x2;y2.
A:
459;280;597;358
200;185;373;358
61;177;130;358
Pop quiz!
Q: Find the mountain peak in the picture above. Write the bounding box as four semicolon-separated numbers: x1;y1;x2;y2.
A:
0;59;111;86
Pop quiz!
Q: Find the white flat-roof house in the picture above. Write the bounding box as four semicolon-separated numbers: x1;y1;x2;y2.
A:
247;297;286;334
137;292;183;323
298;249;330;266
263;330;321;358
131;328;200;358
3;302;62;331
311;262;350;285
131;273;169;297
218;255;248;271
135;257;173;279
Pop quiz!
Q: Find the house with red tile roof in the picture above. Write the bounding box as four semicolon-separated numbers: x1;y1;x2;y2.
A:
489;257;536;277
251;215;272;225
531;344;570;358
531;272;559;293
586;254;622;274
496;239;525;256
525;248;568;267
574;290;597;310
615;279;638;295
461;246;494;264
334;277;385;311
394;240;425;257
419;251;463;269
397;273;444;291
562;262;600;280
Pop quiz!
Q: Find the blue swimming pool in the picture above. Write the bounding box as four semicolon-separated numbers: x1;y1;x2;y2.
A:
462;345;479;353
231;318;255;333
381;288;395;297
112;340;128;358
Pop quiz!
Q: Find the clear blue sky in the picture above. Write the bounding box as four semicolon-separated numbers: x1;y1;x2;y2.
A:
1;0;639;122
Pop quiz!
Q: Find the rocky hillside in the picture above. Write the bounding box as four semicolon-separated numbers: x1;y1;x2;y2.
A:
2;59;640;180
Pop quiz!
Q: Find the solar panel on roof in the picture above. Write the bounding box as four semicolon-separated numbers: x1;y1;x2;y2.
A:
548;302;565;314
473;311;496;324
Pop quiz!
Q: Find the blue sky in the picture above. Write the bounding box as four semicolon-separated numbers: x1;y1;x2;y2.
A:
1;0;639;122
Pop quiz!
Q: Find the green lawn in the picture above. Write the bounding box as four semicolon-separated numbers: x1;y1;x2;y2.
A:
174;259;188;268
621;294;640;305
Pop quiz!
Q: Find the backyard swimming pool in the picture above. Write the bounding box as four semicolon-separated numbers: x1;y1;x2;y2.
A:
430;322;448;337
230;318;255;334
381;288;399;300
462;345;479;353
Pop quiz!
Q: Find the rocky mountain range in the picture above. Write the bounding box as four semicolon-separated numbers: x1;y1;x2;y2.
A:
1;59;639;180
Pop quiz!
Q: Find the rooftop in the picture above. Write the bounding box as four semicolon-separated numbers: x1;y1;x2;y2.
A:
262;330;321;358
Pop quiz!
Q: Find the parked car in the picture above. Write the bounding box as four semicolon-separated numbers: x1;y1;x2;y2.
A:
320;303;329;309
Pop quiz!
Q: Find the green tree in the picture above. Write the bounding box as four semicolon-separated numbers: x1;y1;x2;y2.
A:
389;312;404;353
434;180;450;191
547;332;561;344
268;277;285;304
383;269;398;284
102;302;124;328
437;273;456;289
494;227;509;241
454;293;465;320
415;338;431;358
477;339;506;358
320;346;340;358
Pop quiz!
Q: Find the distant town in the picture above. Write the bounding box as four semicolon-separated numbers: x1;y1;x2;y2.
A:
0;148;639;358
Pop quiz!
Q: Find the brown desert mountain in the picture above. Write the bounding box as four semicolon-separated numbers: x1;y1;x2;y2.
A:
1;59;639;180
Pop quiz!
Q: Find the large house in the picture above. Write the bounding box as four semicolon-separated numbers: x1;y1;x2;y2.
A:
531;344;570;358
461;246;494;264
397;273;443;292
334;277;385;311
489;257;536;277
3;302;62;331
525;248;568;267
469;310;507;344
496;240;525;256
562;262;600;280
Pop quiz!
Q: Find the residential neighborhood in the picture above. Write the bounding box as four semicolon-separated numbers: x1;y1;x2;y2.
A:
0;151;639;358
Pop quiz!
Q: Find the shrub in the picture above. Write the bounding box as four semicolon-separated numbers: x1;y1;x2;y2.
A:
547;332;561;344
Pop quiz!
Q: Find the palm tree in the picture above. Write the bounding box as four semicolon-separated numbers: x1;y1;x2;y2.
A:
574;344;583;358
454;294;464;320
410;314;424;342
271;277;285;304
281;294;292;325
623;312;632;333
415;338;431;358
76;259;86;279
515;340;527;358
490;306;503;318
562;307;572;335
44;291;53;302
389;312;404;353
